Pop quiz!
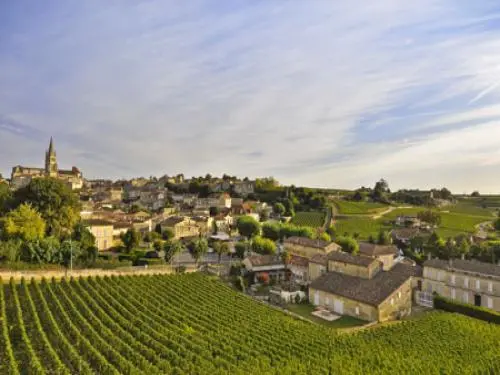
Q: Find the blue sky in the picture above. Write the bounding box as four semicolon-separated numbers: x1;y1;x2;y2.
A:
2;1;500;193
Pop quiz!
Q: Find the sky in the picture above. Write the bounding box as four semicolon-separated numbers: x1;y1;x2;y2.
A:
2;1;500;193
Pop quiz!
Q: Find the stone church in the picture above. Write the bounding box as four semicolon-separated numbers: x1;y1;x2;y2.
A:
10;138;83;190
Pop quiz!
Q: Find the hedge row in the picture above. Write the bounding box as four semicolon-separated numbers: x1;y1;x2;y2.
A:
434;295;500;324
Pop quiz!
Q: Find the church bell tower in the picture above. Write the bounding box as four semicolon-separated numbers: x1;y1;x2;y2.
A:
45;137;58;177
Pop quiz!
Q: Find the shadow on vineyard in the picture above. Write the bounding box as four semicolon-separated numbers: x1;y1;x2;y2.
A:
1;273;499;374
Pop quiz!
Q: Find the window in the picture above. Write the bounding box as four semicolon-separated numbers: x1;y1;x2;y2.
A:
464;277;469;288
451;288;456;299
450;274;456;285
475;280;480;290
488;282;493;293
463;292;469;304
355;306;360;315
487;297;493;309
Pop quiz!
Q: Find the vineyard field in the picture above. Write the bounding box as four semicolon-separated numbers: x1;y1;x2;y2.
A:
291;211;325;228
333;200;389;215
1;274;500;374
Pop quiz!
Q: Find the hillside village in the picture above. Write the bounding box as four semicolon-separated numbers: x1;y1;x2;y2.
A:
1;139;500;328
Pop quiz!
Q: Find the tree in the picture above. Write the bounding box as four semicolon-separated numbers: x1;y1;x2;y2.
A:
212;220;218;235
318;232;331;242
72;222;97;266
371;178;389;202
121;228;141;253
0;183;12;214
54;239;81;268
187;238;208;266
262;222;280;241
236;216;260;239
417;210;441;226
209;206;220;217
153;240;163;252
3;203;46;242
351;191;363;201
471;191;480;197
234;241;248;259
336;236;359;254
163;239;183;264
377;230;391;245
13;178;80;237
154;223;162;235
162;227;175;240
326;224;336;239
251;236;277;255
213;241;229;264
273;203;286;216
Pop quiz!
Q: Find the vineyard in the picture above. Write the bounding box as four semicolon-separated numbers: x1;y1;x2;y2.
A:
1;273;500;374
291;211;326;228
333;200;389;215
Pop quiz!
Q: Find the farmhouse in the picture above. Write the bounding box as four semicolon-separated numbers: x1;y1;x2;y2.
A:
358;242;399;271
418;258;500;312
83;219;114;251
160;216;200;239
243;255;286;283
283;236;341;259
309;250;421;322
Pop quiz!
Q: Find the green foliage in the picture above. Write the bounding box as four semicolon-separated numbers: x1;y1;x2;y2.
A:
377;230;391;245
251;236;277;255
187;238;208;264
417;210;442;226
121;228;141;253
273;202;286;216
13;178;80;237
0;183;13;214
318;232;331;242
333;200;388;215
434;295;500;324
153;240;163;252
1;274;499;374
3;204;46;242
262;222;280;241
236;216;260;238
161;227;175;240
336;236;359;254
212;241;229;263
291;211;325;228
234;241;248;259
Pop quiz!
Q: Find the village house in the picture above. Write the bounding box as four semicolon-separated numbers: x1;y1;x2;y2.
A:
83;219;114;251
309;251;421;322
161;216;200;239
418;258;500;312
358;242;399;271
391;228;421;246
288;255;310;284
283;236;341;259
395;215;421;227
243;255;286;284
232;181;255;197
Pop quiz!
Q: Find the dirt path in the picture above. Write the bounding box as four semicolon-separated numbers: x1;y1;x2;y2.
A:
371;206;412;220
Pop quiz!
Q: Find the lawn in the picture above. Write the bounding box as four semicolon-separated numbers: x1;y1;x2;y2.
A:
285;303;367;329
333;200;389;215
291;211;326;228
436;212;492;238
335;216;386;240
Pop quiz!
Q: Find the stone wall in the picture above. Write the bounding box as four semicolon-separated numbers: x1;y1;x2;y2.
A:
0;265;197;282
377;278;412;321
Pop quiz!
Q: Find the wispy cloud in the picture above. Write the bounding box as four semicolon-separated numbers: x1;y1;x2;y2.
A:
1;1;500;191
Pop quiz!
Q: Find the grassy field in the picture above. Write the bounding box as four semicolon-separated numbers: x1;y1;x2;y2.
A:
291;211;326;228
333;200;389;215
436;212;492;238
285;303;366;329
335;216;386;239
1;274;500;374
447;199;497;216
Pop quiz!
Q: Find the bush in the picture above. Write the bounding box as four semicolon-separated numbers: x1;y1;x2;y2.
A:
97;254;111;261
251;236;277;255
434;295;500;324
133;257;165;266
118;254;133;262
176;265;187;274
144;250;160;259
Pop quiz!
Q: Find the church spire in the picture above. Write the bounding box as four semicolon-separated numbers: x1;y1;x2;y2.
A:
48;137;55;155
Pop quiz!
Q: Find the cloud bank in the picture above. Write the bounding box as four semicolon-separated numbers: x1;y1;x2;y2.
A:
1;0;500;192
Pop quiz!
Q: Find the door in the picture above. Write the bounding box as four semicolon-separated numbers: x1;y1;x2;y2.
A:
474;294;481;307
314;291;319;305
333;299;344;315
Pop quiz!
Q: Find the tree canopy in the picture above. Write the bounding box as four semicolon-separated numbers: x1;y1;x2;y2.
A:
236;216;260;238
3;203;46;242
251;236;277;255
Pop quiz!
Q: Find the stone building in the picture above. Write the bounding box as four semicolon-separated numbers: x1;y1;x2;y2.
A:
11;138;83;190
418;258;500;312
283;236;341;259
309;251;421;322
83;219;114;251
